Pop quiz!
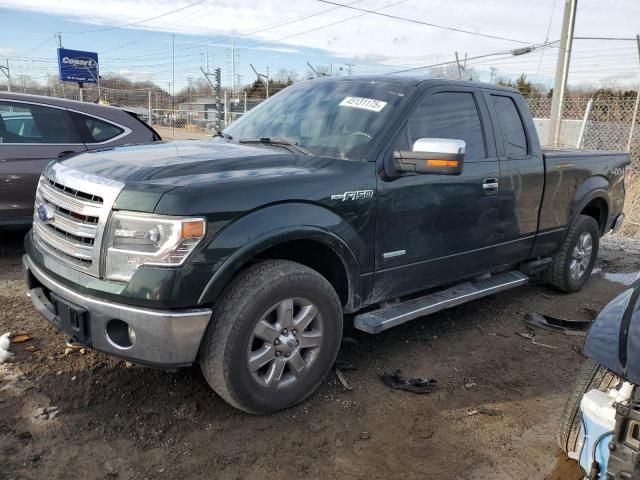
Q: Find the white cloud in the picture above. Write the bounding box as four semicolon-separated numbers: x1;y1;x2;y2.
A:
1;0;639;86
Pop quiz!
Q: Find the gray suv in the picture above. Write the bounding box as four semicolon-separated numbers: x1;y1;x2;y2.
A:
0;93;161;226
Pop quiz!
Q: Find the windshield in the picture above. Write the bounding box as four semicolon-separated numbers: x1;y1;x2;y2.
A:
224;80;413;161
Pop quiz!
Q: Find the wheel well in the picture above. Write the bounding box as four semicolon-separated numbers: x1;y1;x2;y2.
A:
580;197;608;234
257;239;350;307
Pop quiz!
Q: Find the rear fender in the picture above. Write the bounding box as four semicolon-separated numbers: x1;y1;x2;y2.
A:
566;175;610;235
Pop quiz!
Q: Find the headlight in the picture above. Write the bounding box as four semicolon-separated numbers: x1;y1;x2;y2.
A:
104;211;206;282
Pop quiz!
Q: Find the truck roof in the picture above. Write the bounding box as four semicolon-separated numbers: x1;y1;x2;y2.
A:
312;75;520;93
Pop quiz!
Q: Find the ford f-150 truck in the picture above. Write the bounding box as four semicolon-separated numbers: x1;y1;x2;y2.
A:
23;77;632;413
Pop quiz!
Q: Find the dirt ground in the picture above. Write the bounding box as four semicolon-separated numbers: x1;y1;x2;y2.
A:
1;230;639;480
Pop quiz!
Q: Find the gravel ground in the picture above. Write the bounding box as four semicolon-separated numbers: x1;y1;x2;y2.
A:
1;229;639;480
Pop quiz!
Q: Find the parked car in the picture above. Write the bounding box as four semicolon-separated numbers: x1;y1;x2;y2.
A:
0;92;161;226
558;277;640;478
23;77;631;413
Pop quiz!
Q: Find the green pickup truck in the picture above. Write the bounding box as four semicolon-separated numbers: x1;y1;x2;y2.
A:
23;77;631;413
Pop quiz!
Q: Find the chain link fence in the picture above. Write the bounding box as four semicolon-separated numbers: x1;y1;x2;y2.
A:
526;95;640;172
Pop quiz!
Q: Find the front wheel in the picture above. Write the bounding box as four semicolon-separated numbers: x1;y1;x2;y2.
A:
544;214;600;292
199;260;343;414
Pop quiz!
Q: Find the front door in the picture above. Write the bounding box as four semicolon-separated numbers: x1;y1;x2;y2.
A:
0;100;86;221
371;87;501;303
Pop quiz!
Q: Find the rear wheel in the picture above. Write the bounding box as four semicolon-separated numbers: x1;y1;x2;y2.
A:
558;359;620;454
199;260;343;414
545;214;600;292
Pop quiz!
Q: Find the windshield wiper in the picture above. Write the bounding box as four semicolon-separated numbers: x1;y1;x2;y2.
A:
237;137;312;156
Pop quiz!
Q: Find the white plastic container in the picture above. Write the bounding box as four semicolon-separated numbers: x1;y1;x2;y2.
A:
578;389;616;473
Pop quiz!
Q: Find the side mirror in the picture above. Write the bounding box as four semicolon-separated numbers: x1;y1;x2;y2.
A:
393;138;465;175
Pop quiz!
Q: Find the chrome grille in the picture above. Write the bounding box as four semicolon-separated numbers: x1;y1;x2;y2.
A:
32;162;125;277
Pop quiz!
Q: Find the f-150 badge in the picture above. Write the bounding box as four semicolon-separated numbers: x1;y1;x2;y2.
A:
330;190;374;201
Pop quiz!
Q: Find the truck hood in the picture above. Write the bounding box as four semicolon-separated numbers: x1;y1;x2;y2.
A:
60;140;332;186
584;279;640;384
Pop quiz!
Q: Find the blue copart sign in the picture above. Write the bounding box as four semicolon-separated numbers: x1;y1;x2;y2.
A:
57;48;99;83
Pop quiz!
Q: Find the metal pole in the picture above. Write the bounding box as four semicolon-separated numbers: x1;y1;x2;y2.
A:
244;91;247;113
577;98;593;149
455;52;462;79
148;91;152;126
549;0;578;146
1;60;11;92
628;90;640;152
172;34;175;138
266;66;269;98
627;34;640;152
224;90;228;126
79;85;83;102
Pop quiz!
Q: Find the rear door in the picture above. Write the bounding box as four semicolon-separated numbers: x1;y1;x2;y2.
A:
372;86;501;302
483;91;544;268
0;100;86;221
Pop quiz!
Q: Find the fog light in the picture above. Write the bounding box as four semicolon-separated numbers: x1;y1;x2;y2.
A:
106;319;135;349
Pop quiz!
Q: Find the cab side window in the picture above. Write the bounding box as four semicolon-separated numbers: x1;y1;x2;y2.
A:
407;91;486;161
490;95;528;158
0;101;81;144
70;112;125;143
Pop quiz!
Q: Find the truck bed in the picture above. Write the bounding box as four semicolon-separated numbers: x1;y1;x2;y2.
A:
536;148;629;255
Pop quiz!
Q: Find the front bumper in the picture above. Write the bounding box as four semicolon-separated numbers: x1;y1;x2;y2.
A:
23;254;212;368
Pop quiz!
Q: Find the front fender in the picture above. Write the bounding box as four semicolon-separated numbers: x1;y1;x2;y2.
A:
195;202;367;309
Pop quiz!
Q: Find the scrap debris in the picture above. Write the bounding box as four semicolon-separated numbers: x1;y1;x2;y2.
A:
10;334;32;344
524;312;591;336
517;332;557;349
465;406;500;418
334;368;353;391
381;369;437;394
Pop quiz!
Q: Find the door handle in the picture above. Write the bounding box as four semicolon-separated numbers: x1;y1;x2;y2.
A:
58;150;76;159
482;178;499;195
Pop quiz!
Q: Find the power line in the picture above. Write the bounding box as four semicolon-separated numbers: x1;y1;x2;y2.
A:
235;0;408;54
100;0;365;62
61;0;209;34
317;0;532;44
384;41;560;75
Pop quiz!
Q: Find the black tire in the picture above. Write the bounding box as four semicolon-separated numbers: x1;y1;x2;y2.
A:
199;260;343;414
544;214;600;292
557;359;619;454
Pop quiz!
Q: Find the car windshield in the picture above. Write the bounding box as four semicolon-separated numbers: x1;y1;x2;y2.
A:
224;80;413;161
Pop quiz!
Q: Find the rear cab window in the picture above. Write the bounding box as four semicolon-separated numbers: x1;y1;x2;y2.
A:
70;112;126;143
0;101;81;144
490;95;528;158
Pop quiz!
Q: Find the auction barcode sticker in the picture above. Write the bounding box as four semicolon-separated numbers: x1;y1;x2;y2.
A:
339;96;387;112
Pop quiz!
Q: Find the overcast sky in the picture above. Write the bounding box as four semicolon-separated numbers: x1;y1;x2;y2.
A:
0;0;638;91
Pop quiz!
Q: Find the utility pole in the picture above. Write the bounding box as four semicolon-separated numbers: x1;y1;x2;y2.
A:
626;33;640;152
344;63;355;76
250;64;270;99
172;34;175;137
454;52;463;79
0;59;10;92
187;77;193;104
56;33;63;48
549;0;578;146
489;67;497;84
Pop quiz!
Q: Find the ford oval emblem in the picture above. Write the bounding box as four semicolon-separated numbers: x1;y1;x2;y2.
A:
37;203;54;223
